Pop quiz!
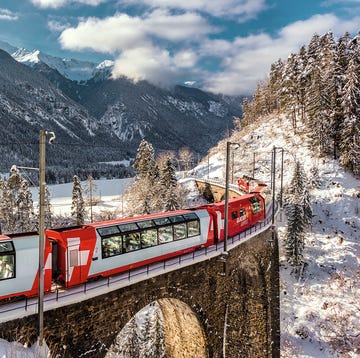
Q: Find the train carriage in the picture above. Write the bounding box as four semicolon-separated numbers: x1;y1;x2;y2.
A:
203;193;266;241
0;233;52;300
0;182;267;300
46;209;214;288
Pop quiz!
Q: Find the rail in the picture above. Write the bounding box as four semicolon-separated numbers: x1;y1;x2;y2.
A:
0;203;279;323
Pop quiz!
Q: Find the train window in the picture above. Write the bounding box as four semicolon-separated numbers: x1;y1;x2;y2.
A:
137;220;155;229
240;208;246;217
97;226;120;237
124;232;141;252
183;213;199;221
0;254;15;280
249;197;262;214
173;223;187;240
69;249;78;267
141;229;158;248
102;235;123;258
119;223;139;232
154;217;171;226
0;241;14;253
158;226;173;244
231;211;238;219
169;215;186;224
187;220;200;237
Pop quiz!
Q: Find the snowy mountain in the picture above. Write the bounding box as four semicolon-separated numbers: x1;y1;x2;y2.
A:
0;48;127;173
0;40;113;82
0;43;242;177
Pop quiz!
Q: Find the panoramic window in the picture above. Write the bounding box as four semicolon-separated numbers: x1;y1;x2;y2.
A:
173;223;187;240
158;226;173;244
0;241;15;280
124;232;141;252
141;228;158;248
187;220;200;237
102;235;123;258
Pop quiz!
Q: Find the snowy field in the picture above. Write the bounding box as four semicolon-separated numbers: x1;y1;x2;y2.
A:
1;114;360;357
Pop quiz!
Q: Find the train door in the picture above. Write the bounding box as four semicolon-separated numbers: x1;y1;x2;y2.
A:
65;237;91;287
66;237;80;286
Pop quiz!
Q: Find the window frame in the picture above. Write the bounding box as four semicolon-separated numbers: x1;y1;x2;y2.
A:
0;241;15;281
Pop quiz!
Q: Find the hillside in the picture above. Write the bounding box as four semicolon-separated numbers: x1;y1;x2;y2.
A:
194;113;360;357
0;43;242;178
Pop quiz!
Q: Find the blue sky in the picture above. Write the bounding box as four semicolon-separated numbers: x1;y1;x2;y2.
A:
0;0;359;95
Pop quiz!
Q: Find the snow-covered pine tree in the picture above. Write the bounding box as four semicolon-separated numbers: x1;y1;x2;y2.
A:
318;31;342;156
0;179;13;233
83;175;97;222
160;158;181;211
17;175;35;232
268;59;284;113
283;162;312;270
126;139;162;215
71;175;85;225
285;202;306;268
178;147;194;171
133;139;158;181
281;53;301;129
339;53;360;175
3;169;35;233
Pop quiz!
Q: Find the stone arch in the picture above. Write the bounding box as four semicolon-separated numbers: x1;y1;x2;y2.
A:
106;298;208;358
159;298;208;358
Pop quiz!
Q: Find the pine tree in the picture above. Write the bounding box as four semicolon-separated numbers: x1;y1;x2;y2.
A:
339;54;360;174
133;139;158;182
126;139;161;215
83;175;97;222
178;147;194;171
71;175;85;225
160;158;180;211
3;169;35;233
284;162;312;271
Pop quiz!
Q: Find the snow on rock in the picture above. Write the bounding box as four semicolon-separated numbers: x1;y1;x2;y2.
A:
0;339;51;358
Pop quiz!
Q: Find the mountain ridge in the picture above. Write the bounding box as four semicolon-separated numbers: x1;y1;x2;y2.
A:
0;44;242;179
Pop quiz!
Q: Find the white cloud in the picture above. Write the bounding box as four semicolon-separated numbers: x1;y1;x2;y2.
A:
202;13;360;95
59;14;147;53
124;0;267;19
31;0;106;9
0;8;18;21
111;45;178;86
48;19;71;32
144;9;216;41
59;9;215;53
173;49;198;68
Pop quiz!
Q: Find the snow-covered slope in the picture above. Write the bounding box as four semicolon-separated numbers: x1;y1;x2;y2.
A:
194;113;360;357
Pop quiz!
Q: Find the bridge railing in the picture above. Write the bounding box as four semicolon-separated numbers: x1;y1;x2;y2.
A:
0;204;278;322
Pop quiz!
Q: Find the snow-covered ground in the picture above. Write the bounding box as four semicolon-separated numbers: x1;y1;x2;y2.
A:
1;114;359;357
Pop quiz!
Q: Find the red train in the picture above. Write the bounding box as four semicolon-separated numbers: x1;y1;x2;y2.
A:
0;189;266;301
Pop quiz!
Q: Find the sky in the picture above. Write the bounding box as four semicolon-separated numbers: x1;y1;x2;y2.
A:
0;0;360;95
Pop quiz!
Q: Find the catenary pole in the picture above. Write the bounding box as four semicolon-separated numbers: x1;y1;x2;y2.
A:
38;130;46;346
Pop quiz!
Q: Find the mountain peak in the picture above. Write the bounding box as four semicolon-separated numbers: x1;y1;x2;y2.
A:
0;41;113;82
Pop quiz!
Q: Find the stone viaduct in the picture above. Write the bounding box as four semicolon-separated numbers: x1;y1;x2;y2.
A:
0;181;280;358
